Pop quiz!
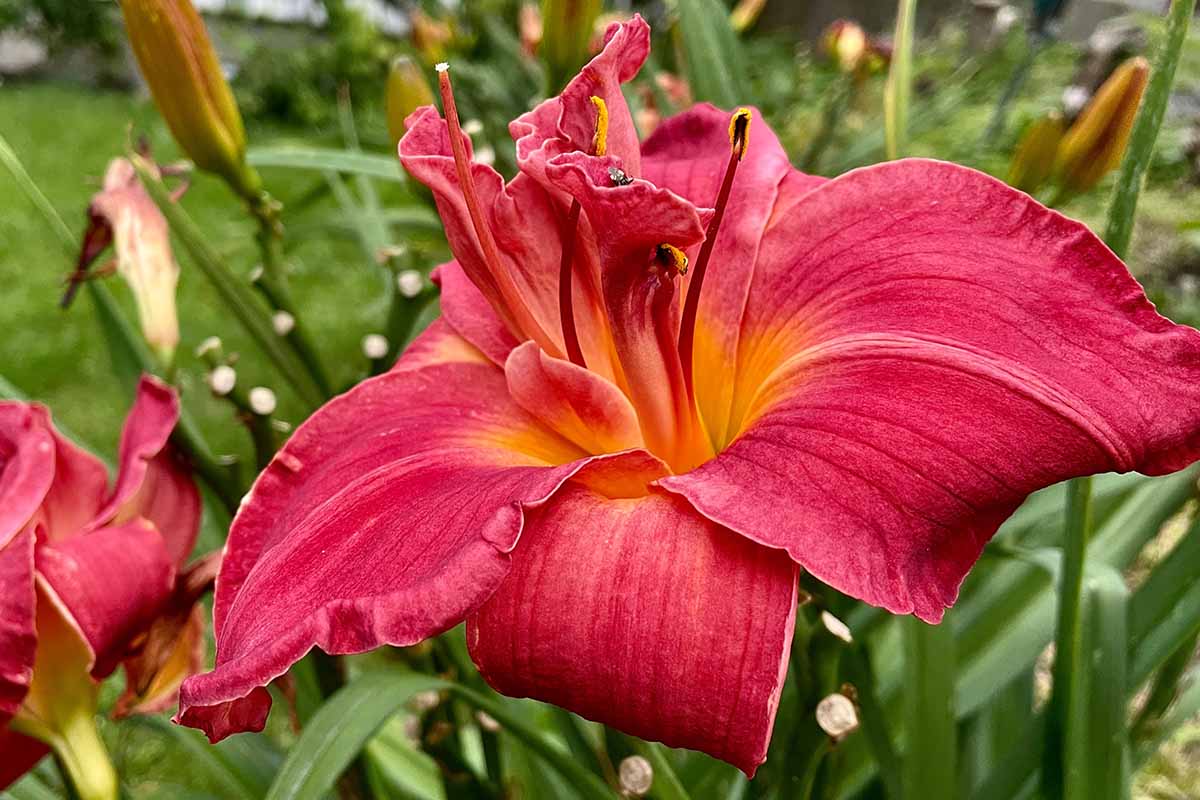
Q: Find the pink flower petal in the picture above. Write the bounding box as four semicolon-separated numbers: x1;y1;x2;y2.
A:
663;159;1200;621
512;14;650;185
468;485;797;775
35;519;175;678
0;728;47;790
85;376;196;555
0;404;56;550
641;104;824;446
401;111;584;357
178;362;659;742
0;527;36;721
30;411;109;542
505;341;643;454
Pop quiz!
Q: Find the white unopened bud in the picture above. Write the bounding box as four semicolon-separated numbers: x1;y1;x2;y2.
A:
248;387;277;416
816;693;859;741
272;310;295;336
618;755;653;797
474;145;496;166
462;118;484;136
195;336;223;358
821;611;853;643
475;710;500;732
208;365;236;396
397;269;424;298
362;333;389;360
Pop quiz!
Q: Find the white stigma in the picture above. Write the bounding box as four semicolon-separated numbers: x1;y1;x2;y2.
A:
435;62;450;73
816;693;859;740
397;269;424;298
362;333;389;360
272;310;296;336
248;387;277;416
208;365;236;396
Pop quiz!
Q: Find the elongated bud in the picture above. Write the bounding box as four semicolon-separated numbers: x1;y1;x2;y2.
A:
119;0;259;199
81;157;183;365
519;3;543;57
730;0;768;33
541;0;602;91
1055;57;1149;196
386;56;436;151
1007;112;1065;194
822;20;868;74
410;8;453;64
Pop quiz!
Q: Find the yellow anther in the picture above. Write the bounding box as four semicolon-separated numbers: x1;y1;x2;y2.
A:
590;95;609;157
655;244;689;276
729;108;752;161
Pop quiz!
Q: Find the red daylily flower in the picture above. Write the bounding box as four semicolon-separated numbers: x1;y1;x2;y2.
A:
0;376;201;789
178;16;1200;773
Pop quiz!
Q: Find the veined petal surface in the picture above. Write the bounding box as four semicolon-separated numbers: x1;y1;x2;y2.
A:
664;159;1200;621
468;485;797;775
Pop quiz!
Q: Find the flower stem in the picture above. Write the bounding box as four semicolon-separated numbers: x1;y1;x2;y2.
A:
50;710;120;800
249;192;333;398
131;155;326;410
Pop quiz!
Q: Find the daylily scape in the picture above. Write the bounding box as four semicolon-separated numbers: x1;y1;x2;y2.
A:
177;16;1200;773
0;376;202;792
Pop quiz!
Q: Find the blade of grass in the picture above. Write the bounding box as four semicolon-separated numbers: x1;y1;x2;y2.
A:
673;0;745;108
1074;566;1129;800
247;146;407;183
884;0;918;160
843;645;900;800
901;616;956;800
1042;475;1093;798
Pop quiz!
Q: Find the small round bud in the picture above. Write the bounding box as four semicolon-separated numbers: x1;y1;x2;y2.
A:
462;119;484;136
362;334;389;360
208;365;236;396
821;610;853;643
618;755;653;797
248;387;277;416
816;692;859;741
272;310;296;336
474;145;496;166
195;336;223;358
475;710;500;732
397;269;424;299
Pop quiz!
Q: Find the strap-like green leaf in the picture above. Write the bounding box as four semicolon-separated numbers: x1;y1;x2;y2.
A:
248;147;407;183
265;669;613;800
673;0;746;108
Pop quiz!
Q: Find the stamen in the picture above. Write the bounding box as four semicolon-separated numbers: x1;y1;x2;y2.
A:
655;244;689;276
555;96;613;368
677;108;753;405
590;96;609;157
437;64;547;347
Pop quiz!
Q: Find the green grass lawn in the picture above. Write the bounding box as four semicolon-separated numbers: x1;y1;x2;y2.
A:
0;81;433;464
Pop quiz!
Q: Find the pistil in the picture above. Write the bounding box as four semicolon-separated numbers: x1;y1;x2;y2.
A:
677;108;752;404
436;63;556;352
556;96;610;368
